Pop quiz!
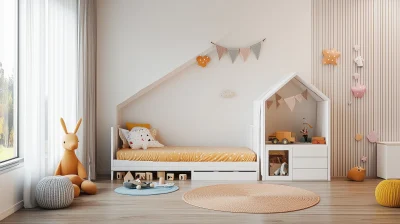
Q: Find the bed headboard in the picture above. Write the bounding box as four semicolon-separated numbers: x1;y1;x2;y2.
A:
111;126;120;161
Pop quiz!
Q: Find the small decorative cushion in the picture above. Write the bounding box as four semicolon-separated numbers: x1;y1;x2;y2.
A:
347;166;366;182
126;127;164;150
36;176;74;209
119;128;130;148
119;128;159;148
126;123;151;131
375;180;400;207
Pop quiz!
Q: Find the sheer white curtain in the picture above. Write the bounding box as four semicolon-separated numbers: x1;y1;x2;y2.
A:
78;0;97;181
20;0;78;208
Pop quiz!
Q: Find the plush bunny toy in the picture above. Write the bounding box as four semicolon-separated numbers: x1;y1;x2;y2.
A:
55;118;97;197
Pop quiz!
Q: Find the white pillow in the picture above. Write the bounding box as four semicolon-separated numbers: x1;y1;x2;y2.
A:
119;127;158;148
126;127;164;150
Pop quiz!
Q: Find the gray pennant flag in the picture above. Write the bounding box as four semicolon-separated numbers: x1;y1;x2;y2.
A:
250;41;262;60
228;48;240;63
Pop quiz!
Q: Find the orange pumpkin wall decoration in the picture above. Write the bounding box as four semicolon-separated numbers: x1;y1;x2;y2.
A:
347;166;366;182
196;55;211;67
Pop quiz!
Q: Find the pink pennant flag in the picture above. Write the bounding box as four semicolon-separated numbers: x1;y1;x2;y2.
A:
266;100;273;109
216;45;227;60
240;48;251;62
284;96;296;112
295;94;304;102
275;94;282;108
302;90;308;100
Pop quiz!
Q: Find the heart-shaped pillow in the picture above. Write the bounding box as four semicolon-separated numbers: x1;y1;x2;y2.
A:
126;127;164;150
351;83;366;98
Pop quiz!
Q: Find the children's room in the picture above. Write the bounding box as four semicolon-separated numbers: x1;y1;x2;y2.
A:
1;0;400;223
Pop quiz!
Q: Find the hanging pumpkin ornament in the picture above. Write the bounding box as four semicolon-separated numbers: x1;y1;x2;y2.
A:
196;55;211;67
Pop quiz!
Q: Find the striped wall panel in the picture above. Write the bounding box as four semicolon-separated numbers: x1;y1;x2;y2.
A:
312;0;400;177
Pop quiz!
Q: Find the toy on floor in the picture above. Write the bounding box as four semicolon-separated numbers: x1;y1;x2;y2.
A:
55;118;97;197
274;162;289;176
123;179;153;190
347;166;366;182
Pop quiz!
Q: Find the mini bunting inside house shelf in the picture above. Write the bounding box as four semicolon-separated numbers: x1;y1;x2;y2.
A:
268;90;308;112
211;38;265;63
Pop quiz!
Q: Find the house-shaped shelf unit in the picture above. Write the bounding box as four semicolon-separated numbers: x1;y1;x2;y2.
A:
253;72;330;181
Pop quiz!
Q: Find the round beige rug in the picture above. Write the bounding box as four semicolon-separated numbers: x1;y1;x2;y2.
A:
183;184;320;214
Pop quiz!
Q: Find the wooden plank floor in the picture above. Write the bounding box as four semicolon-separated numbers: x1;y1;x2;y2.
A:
3;178;400;224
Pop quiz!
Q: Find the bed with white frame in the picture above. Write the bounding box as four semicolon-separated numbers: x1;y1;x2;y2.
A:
110;125;259;181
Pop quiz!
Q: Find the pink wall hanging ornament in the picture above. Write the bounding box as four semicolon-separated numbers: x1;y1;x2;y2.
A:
239;48;251;62
361;156;367;163
353;73;360;80
367;131;378;143
216;45;227;60
351;79;366;98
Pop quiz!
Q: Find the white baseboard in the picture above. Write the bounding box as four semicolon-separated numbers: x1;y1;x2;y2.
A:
0;200;23;221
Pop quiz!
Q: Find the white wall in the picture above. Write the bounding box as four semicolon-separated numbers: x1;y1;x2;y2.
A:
0;165;24;221
97;0;312;174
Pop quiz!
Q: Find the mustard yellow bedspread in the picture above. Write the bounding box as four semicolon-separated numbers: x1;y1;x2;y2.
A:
116;146;256;162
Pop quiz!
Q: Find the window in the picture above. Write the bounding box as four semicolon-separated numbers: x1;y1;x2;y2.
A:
0;0;18;163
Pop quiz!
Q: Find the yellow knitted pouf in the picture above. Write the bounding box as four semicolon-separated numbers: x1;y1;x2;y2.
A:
375;180;400;207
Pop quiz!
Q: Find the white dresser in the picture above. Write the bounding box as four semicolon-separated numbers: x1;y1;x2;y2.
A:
377;142;400;179
263;144;330;181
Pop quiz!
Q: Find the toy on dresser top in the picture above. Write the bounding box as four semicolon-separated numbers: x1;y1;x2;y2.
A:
311;137;326;144
268;131;296;144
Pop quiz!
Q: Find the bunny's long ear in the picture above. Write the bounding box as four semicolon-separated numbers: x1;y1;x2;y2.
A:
60;118;68;134
74;118;82;134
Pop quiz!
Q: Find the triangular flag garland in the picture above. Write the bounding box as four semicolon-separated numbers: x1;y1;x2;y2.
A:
267;91;309;112
228;48;240;63
295;94;304;102
275;94;282;108
250;42;262;60
240;48;251;62
302;89;308;100
266;100;274;109
211;38;265;62
216;45;227;60
284;96;296;112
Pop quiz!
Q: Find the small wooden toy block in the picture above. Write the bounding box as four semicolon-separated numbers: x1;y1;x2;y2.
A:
179;174;187;180
166;173;174;180
146;172;153;181
157;171;165;179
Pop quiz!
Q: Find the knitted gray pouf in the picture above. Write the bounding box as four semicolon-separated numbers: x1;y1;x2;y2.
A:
36;176;74;209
